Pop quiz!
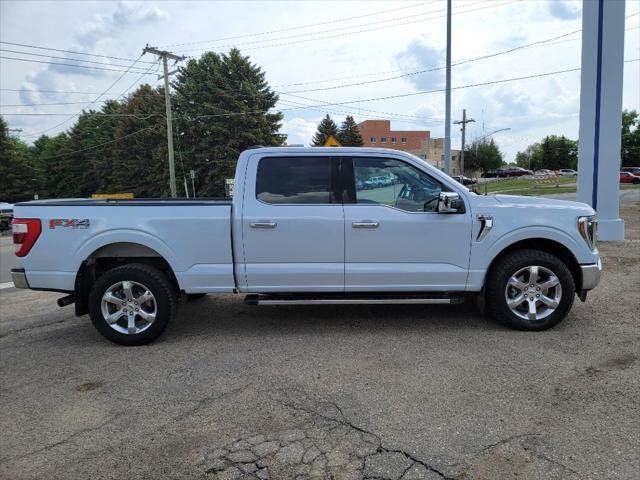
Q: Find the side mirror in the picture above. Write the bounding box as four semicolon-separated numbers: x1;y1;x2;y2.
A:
437;192;463;213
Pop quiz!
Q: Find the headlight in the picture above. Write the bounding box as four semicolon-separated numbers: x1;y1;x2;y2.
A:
578;215;597;250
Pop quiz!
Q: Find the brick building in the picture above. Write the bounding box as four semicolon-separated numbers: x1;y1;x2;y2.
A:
355;120;461;174
356;120;430;152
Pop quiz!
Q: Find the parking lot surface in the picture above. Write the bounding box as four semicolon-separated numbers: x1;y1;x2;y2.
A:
1;203;638;480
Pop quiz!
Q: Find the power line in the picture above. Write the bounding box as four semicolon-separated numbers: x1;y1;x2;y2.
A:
179;1;514;54
0;48;157;73
0;41;157;64
40;125;162;160
6;18;637;104
24;54;148;138
162;1;439;48
0;55;156;75
278;29;585;95
180;1;465;51
10;60;639;127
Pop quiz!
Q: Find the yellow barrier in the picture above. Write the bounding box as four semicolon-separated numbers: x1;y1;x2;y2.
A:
91;193;134;199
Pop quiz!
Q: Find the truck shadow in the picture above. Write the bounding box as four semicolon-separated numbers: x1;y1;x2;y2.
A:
167;295;502;341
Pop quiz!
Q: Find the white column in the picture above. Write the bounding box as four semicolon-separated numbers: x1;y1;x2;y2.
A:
577;0;626;241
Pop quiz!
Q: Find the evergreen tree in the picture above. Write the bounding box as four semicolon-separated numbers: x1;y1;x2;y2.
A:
31;133;71;199
110;85;169;197
0;116;35;202
173;48;285;197
311;114;338;146
336;115;363;146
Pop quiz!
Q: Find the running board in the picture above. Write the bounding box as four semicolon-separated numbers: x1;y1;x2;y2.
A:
244;293;465;306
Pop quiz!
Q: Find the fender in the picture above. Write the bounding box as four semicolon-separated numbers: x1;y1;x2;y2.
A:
73;228;181;275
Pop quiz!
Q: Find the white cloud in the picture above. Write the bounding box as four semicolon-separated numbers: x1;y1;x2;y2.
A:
280;117;321;146
547;1;581;20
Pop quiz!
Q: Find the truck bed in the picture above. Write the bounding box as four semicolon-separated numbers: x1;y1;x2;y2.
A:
13;198;236;294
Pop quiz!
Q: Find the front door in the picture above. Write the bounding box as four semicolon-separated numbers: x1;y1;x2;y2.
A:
343;156;472;291
241;155;344;292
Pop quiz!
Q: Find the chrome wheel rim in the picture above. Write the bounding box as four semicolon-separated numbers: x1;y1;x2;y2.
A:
100;281;157;335
504;265;562;321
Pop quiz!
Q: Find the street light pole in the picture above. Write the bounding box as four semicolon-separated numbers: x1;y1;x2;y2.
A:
444;0;452;175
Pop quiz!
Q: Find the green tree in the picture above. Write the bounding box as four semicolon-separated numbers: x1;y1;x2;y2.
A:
311;114;338;146
336;115;363;146
464;138;503;173
515;143;544;171
110;85;169;197
30;132;71;199
173;48;285;197
0;116;36;202
621;109;640;167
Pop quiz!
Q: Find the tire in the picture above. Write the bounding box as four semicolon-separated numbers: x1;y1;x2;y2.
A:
187;293;207;300
485;249;575;331
88;263;177;346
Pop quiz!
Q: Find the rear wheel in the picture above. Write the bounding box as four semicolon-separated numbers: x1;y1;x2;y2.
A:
88;263;177;345
485;249;575;331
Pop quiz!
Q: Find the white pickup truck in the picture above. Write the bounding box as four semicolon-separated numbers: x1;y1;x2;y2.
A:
11;147;601;345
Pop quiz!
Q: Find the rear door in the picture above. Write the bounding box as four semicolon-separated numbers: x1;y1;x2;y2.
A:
241;155;344;292
342;155;472;291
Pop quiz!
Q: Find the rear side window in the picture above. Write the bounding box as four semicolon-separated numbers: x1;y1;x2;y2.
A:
256;157;336;204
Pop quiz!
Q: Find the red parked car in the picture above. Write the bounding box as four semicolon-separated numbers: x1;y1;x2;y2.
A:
619;171;640;184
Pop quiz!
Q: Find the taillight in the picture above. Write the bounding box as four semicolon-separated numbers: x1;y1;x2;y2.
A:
12;219;42;257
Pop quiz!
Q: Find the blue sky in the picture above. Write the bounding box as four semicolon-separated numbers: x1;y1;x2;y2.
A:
1;0;638;161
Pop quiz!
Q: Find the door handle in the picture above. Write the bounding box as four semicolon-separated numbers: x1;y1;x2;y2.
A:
352;221;379;229
250;222;277;229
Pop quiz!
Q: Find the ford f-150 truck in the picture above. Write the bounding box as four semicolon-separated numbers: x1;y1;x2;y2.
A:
11;147;601;345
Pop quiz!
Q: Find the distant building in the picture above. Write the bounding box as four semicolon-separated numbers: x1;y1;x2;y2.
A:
355;120;461;174
356;120;430;152
418;137;461;175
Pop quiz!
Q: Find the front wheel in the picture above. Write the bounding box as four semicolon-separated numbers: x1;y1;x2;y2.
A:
485;249;575;331
88;263;177;345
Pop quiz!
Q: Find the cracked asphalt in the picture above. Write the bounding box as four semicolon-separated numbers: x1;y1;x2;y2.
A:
1;203;638;480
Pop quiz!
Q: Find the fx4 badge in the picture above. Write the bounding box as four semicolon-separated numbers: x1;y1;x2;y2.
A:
49;219;90;229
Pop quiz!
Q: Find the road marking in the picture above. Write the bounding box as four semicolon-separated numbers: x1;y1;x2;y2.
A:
0;282;15;290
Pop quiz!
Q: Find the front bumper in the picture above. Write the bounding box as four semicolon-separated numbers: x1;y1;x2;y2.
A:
580;258;602;291
11;268;30;289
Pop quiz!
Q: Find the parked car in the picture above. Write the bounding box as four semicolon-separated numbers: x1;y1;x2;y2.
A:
619;171;640;184
534;169;556;177
11;147;601;345
503;167;532;177
452;175;477;186
621;167;640;175
0;202;14;233
559;169;578;177
481;169;506;178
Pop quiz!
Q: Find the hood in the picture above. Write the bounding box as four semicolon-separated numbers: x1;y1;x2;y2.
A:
492;194;595;215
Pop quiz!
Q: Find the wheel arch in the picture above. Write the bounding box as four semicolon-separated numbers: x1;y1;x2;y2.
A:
485;238;582;293
74;241;180;317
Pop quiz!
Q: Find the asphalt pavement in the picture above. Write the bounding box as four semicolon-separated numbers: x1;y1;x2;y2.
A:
0;201;638;480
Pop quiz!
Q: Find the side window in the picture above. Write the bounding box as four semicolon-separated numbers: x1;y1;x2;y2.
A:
353;158;443;212
256;157;335;204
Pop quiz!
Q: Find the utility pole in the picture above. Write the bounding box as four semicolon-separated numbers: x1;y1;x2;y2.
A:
453;109;475;175
444;0;452;175
143;45;186;198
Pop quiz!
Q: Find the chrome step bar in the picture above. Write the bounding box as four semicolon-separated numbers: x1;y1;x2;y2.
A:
244;294;465;306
